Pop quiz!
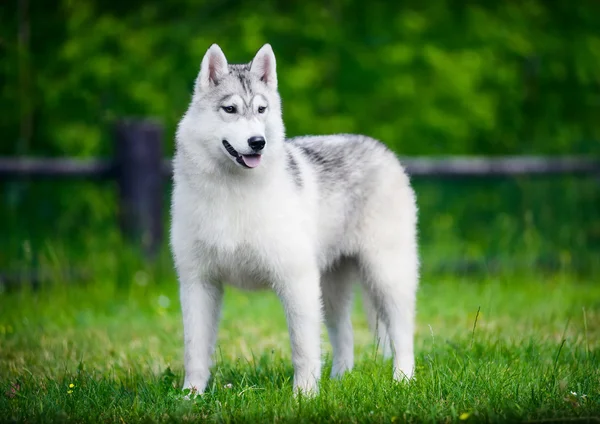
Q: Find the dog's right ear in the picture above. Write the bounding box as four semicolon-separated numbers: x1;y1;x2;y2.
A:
196;44;229;93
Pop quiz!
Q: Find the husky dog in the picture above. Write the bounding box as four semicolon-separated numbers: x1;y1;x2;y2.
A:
170;44;419;395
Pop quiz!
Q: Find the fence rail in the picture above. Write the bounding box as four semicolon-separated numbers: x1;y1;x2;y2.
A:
1;120;599;257
2;155;599;179
0;158;114;178
399;156;600;177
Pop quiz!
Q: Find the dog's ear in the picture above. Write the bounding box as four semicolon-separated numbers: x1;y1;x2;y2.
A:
250;44;277;89
196;44;229;93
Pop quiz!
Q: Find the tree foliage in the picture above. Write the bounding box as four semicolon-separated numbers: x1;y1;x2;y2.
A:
1;0;599;156
0;0;598;272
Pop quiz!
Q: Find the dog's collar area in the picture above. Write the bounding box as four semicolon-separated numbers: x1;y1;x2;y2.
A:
222;140;261;169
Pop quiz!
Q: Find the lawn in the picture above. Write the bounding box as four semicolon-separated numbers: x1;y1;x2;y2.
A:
1;271;599;423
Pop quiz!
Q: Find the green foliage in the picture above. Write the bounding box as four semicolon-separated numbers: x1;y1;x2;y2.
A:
2;0;600;156
1;275;599;422
0;1;598;272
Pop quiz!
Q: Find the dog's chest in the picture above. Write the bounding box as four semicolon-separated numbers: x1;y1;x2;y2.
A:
213;242;272;289
189;187;303;288
193;190;282;243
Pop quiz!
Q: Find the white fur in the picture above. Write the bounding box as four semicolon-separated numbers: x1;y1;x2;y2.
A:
170;43;419;395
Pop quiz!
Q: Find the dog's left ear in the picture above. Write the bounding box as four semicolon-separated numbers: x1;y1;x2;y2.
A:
196;44;229;93
250;44;277;89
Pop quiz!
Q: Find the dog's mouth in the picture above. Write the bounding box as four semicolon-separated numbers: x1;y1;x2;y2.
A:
222;140;262;169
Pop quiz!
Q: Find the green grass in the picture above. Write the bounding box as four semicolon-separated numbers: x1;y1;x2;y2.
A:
1;272;599;423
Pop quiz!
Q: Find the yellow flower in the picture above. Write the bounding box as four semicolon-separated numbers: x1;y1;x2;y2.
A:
69;383;75;388
67;390;73;394
459;412;471;420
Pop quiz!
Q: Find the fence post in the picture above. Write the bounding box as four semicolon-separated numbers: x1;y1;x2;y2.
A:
115;119;163;258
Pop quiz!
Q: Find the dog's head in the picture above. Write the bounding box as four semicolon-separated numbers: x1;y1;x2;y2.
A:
177;44;285;172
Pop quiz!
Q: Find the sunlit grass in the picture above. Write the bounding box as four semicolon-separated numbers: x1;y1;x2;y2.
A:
1;268;599;422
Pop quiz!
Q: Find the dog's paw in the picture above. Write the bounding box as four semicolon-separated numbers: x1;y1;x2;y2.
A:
182;373;208;399
393;364;415;382
293;379;319;398
181;386;202;401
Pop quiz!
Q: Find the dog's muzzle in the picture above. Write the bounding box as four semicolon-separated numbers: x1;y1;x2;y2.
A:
222;140;262;169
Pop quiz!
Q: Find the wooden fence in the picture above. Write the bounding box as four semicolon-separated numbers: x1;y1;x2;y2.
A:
1;119;599;257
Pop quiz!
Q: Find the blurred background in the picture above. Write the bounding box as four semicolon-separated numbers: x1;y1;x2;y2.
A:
1;0;599;287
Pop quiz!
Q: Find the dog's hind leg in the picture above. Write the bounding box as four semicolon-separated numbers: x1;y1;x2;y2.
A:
361;285;392;359
359;244;418;381
321;259;356;378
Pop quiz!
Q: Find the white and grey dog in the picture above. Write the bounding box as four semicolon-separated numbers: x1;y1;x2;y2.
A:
170;43;419;395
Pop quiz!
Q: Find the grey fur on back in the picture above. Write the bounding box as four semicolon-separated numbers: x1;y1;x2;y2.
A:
285;133;404;205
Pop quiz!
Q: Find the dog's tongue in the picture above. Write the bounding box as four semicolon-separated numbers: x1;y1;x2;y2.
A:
241;155;261;168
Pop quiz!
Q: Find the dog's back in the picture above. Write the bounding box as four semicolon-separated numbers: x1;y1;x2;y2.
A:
284;134;417;270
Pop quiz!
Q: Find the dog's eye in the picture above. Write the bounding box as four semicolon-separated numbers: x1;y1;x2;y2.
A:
222;106;237;114
258;106;267;114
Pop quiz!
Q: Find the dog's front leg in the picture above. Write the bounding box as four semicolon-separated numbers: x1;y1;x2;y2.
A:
179;276;223;394
276;266;322;395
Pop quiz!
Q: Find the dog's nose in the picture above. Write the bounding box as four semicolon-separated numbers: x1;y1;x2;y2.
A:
248;136;266;151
